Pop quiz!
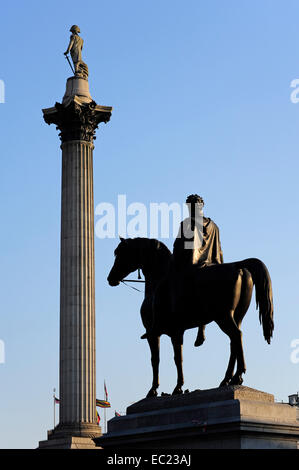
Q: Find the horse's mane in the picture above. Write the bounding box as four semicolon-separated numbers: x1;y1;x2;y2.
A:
127;238;172;276
134;237;172;258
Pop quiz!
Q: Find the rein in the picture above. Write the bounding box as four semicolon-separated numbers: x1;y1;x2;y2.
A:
121;280;144;293
121;267;145;292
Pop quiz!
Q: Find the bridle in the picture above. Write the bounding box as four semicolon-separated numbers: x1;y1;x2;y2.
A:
121;266;145;293
121;279;144;293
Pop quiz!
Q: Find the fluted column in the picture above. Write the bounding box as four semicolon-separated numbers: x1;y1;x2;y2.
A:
42;77;112;439
60;140;96;427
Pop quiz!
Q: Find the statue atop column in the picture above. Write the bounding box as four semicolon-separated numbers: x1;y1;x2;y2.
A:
64;25;89;79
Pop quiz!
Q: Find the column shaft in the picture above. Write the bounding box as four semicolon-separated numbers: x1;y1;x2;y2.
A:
59;140;96;426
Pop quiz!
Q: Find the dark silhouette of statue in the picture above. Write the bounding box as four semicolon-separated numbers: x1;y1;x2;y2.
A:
107;236;274;397
173;195;223;346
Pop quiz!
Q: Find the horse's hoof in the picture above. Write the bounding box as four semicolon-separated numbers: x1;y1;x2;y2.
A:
230;375;243;386
219;379;231;387
146;389;158;398
172;387;183;395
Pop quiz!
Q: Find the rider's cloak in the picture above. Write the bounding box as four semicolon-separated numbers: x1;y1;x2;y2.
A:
173;217;223;271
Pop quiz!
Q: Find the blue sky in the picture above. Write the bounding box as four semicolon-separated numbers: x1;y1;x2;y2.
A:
1;0;299;448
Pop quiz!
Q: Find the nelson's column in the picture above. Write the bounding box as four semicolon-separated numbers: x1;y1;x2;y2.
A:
39;25;112;449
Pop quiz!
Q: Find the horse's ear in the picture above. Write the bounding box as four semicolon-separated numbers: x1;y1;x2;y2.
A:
119;236;125;242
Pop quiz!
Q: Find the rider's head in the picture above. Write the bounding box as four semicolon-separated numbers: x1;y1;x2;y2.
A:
186;194;204;218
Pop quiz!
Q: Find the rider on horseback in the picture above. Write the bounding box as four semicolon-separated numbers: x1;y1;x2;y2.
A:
173;194;224;346
109;197;274;394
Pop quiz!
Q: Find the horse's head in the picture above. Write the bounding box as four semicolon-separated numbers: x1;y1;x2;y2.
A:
107;237;140;286
107;237;172;287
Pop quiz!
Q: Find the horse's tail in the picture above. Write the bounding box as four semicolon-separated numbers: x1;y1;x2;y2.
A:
236;258;274;344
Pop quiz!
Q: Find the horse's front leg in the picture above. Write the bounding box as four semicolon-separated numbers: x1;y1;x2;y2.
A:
171;333;184;395
146;335;160;398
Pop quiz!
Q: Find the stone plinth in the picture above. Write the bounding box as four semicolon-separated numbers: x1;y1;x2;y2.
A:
94;386;299;449
39;77;112;449
39;434;99;449
62;76;92;105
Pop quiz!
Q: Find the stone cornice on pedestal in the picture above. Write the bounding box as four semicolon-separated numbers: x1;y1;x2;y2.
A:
42;95;112;143
95;385;299;449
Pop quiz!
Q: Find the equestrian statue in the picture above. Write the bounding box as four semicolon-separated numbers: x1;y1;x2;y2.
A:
107;195;274;398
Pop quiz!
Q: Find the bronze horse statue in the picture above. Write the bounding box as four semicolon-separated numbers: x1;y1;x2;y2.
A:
107;237;274;397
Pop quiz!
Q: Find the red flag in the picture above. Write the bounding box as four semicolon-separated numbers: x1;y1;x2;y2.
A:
97;410;101;425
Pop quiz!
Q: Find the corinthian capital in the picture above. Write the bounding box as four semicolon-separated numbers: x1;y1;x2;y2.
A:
43;97;112;143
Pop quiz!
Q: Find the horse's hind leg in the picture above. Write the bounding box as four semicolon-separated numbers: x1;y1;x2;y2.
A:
228;272;253;385
217;313;246;386
229;324;246;386
146;335;160;398
171;333;184;395
234;269;253;330
219;270;252;387
219;338;237;387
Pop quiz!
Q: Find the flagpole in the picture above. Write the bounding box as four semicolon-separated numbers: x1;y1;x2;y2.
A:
104;380;107;433
53;388;56;429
